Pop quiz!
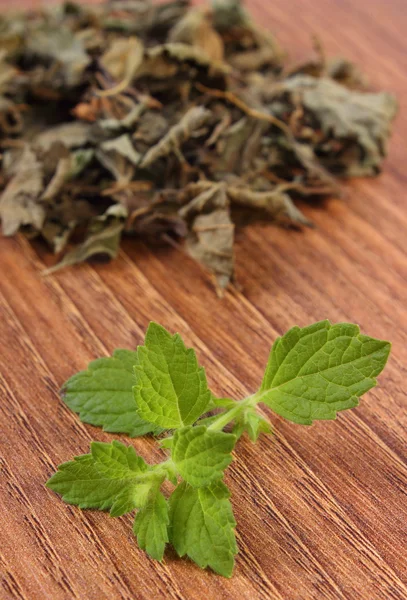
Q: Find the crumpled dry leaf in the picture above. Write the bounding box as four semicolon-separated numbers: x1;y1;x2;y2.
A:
182;183;235;292
40;149;94;202
133;111;169;146
41;196;94;254
99;37;144;97
212;0;283;69
227;185;312;225
140;106;211;168
41;156;73;202
282;75;398;176
326;58;368;89
213;116;268;174
44;204;127;274
98;103;146;132
179;181;226;218
25;27;90;88
34;122;93;153
212;0;249;29
135;42;230;82
101;135;141;166
0;145;44;235
169;9;224;62
96;134;141;183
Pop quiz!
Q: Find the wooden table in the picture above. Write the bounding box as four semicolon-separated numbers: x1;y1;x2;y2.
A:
1;1;406;598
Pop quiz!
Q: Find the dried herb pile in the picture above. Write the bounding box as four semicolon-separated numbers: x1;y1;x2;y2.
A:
0;0;397;292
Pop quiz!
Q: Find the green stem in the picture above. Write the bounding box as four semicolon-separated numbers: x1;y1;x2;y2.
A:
152;458;174;478
207;395;257;432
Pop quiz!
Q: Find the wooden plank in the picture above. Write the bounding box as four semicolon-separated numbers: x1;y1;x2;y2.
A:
1;1;407;599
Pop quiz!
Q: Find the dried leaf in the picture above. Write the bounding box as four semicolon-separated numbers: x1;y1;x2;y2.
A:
25;27;90;88
183;183;234;291
282;75;398;176
179;182;227;219
99;37;144;97
34;122;93;153
101;135;141;166
227;186;312;225
44;205;127;274
98;103;146;132
41;196;94;254
135;43;230;81
0;145;44;235
169;9;224;62
96;135;141;183
187;207;235;293
41;156;72;202
140;106;211;168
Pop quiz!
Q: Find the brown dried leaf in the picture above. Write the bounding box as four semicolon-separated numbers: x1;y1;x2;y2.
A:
25;27;90;88
227;185;312;225
44;205;127;274
179;182;227;218
283;75;398;176
140;106;211;168
99;37;144;97
182;183;234;291
34;122;93;153
100;135;141;166
41;196;94;254
135;43;230;81
0;145;44;236
96;134;140;183
186;207;235;292
169;9;224;62
41;156;72;202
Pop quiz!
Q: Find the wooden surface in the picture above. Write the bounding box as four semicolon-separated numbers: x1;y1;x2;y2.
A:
1;1;407;599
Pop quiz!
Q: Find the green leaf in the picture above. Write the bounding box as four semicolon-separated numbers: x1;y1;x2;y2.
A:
62;349;161;437
245;412;272;442
135;323;211;429
232;409;272;442
133;491;169;561
210;397;236;409
46;441;154;516
259;321;391;425
169;481;237;578
172;426;235;487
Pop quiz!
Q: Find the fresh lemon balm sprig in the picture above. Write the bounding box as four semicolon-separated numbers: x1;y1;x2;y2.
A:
47;321;390;577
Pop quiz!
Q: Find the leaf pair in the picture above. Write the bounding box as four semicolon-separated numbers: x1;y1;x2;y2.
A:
62;323;212;435
47;440;169;560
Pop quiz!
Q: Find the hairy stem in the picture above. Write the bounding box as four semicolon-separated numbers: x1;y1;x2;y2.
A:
207;396;257;432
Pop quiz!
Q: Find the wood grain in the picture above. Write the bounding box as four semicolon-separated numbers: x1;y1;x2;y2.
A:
0;1;406;599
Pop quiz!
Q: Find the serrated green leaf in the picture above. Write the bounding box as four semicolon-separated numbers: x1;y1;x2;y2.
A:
172;426;235;487
46;441;154;516
62;349;161;437
169;481;237;577
90;440;148;476
133;491;169;561
259;321;391;424
134;323;211;429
